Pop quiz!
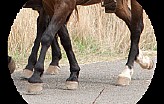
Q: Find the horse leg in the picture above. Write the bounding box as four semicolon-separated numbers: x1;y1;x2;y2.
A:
46;35;62;75
8;56;16;74
114;0;132;86
131;1;153;69
27;3;75;93
22;9;48;79
58;24;80;90
115;0;153;86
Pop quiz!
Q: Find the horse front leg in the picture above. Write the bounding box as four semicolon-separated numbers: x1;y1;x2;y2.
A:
58;25;80;90
22;9;48;79
27;5;74;93
46;35;62;75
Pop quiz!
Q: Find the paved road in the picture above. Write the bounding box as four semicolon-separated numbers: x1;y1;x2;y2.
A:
11;58;156;104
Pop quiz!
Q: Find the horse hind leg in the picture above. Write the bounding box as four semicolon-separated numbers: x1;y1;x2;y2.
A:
46;34;61;75
115;0;154;86
27;3;75;94
114;0;133;86
58;24;80;90
22;8;48;79
135;49;154;69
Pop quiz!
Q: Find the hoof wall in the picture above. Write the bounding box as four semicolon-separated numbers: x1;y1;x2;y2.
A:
27;83;43;95
117;76;131;86
22;69;33;79
46;65;60;75
66;81;78;90
139;59;154;70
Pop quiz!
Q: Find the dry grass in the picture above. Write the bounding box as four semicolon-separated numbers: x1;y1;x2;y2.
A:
8;4;156;69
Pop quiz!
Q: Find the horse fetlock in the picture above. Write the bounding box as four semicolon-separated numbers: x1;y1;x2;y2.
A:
136;55;154;69
28;71;43;83
116;66;133;86
46;65;60;75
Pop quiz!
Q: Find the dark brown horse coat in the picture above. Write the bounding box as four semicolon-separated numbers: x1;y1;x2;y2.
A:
22;0;154;93
42;0;76;17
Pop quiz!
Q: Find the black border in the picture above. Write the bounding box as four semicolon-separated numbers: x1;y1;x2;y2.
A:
0;0;28;103
137;0;162;103
0;0;161;103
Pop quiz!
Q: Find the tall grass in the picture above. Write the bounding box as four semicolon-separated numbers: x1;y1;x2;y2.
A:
8;4;156;67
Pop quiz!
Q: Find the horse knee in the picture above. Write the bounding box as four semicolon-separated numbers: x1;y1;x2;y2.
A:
41;35;53;47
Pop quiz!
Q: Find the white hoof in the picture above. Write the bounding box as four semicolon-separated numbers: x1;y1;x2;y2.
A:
66;81;78;90
136;53;154;69
22;69;33;79
27;83;43;95
116;66;133;86
45;65;60;75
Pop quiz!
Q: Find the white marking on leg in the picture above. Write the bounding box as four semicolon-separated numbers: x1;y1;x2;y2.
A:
118;66;133;78
117;65;133;86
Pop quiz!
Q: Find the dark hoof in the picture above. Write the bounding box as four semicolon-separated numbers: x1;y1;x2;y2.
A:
8;57;16;74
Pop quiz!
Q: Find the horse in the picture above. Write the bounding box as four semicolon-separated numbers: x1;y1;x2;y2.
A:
22;0;154;94
22;5;63;79
8;56;16;74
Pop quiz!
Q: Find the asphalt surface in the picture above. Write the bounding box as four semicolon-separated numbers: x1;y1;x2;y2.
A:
11;57;156;104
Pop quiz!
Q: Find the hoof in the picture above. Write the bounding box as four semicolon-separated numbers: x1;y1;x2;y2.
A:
136;56;154;70
117;76;131;86
27;83;43;95
45;65;60;75
66;81;78;90
8;57;16;74
136;50;154;70
116;66;133;86
22;69;33;79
